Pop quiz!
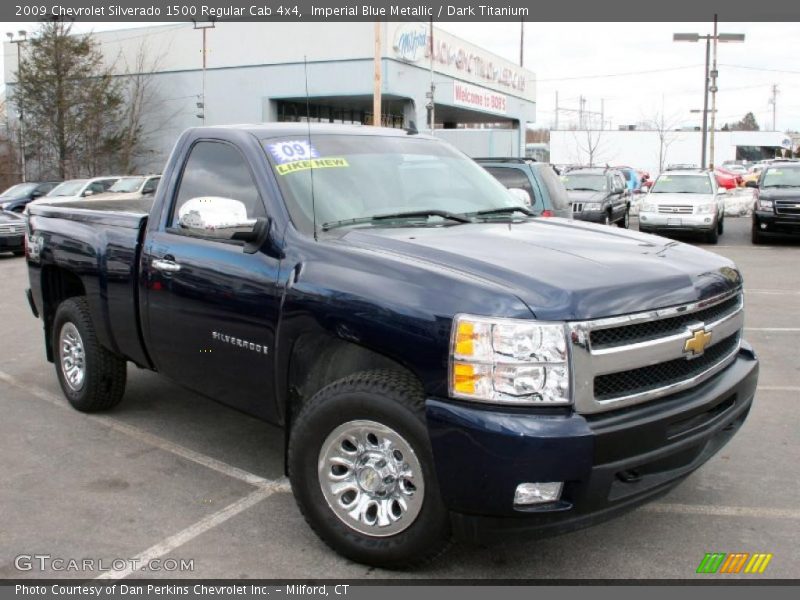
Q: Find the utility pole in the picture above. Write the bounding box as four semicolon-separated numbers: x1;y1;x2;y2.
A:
519;19;524;67
578;95;585;129
427;17;435;134
373;22;382;127
554;91;559;129
709;14;719;169
769;84;779;131
600;99;605;130
701;36;711;169
193;20;215;124
8;31;27;182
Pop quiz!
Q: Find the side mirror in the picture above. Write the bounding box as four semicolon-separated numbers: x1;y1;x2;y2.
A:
178;196;268;253
507;187;532;207
82;189;94;197
745;180;758;189
30;190;44;198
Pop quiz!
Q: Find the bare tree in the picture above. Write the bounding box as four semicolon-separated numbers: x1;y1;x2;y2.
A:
642;110;683;173
572;128;610;167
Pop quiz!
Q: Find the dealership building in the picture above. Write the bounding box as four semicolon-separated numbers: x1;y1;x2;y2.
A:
4;22;537;171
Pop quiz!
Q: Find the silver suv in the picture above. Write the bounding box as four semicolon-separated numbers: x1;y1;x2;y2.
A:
638;170;726;244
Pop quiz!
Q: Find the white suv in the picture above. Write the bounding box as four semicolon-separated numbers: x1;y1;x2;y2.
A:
638;170;726;244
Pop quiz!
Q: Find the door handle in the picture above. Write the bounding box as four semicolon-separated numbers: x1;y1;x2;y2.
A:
152;258;181;273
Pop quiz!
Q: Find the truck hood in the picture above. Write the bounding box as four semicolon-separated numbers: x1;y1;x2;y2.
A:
566;190;606;203
647;192;716;205
341;218;741;320
758;187;800;201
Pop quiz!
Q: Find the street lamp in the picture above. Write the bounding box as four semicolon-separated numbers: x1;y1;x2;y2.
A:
8;30;28;182
674;16;744;169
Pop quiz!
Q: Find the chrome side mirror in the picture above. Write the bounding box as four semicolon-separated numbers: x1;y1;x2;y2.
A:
507;187;532;207
178;196;258;240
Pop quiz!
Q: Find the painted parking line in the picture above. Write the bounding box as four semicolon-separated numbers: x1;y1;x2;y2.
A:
95;483;287;580
745;289;800;296
644;503;800;520
744;328;800;332
0;369;279;489
758;386;800;392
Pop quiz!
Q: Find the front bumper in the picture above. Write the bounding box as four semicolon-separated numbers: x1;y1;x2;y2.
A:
572;210;607;223
753;210;800;235
638;211;716;231
0;235;24;250
426;345;758;543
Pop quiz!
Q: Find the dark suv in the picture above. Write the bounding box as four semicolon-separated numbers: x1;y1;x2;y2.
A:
0;181;60;213
562;167;630;227
750;162;800;244
475;158;572;219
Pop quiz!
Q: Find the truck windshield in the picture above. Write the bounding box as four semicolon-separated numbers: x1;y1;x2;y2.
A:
262;134;524;232
0;183;37;198
762;168;800;188
651;175;712;194
108;177;146;193
47;180;87;197
561;173;607;192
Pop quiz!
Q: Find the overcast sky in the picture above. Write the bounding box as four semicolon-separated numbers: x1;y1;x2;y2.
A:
2;20;799;131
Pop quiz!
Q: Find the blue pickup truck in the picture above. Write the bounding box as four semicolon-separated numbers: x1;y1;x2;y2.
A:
24;124;758;568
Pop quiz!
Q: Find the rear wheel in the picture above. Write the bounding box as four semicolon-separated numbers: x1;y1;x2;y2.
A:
288;370;450;568
53;297;127;412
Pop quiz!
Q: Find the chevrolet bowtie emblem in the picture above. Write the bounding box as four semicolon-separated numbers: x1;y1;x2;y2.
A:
684;328;712;356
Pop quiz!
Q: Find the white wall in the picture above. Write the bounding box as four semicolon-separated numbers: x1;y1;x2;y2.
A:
550;129;788;176
435;129;520;157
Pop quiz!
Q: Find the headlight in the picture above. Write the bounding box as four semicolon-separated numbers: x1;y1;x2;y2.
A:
757;198;773;210
583;202;602;211
450;314;570;405
641;202;655;213
695;203;716;214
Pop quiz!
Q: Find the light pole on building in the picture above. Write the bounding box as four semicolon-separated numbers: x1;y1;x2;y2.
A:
8;30;28;182
193;20;216;124
674;19;744;170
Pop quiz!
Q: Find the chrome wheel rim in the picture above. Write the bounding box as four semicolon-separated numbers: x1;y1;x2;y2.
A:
59;323;86;391
318;419;425;537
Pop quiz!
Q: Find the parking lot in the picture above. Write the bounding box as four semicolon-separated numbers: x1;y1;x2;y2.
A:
0;216;798;580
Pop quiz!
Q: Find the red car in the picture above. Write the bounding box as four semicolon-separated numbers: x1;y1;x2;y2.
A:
714;167;743;189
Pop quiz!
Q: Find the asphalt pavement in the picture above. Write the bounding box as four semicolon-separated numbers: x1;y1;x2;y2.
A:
0;216;798;580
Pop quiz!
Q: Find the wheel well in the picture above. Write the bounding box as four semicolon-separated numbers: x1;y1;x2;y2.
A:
285;334;419;424
40;266;85;361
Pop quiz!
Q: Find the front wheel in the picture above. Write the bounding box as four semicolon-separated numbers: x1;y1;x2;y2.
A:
288;370;450;568
52;297;127;412
705;224;719;244
617;208;630;228
752;222;764;244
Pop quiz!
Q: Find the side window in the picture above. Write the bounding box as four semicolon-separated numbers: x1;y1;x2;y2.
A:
483;167;538;203
142;177;160;195
171;141;266;229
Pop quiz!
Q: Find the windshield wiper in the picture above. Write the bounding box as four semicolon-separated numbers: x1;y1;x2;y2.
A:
764;184;800;189
464;206;536;218
569;187;601;192
322;210;472;231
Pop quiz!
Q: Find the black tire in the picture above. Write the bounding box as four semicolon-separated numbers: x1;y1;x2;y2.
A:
604;212;611;226
752;223;764;244
52;297;126;412
705;225;719;244
288;369;450;569
12;250;24;257
718;216;724;235
617;208;630;228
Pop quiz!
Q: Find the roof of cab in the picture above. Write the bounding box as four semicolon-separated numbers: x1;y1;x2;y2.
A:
187;123;435;141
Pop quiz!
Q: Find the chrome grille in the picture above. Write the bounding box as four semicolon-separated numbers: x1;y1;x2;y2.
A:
657;205;694;214
0;223;24;234
774;201;800;216
591;294;742;349
594;333;740;400
568;289;744;414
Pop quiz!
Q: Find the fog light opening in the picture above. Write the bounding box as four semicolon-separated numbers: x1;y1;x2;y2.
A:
760;223;767;230
616;469;642;483
514;482;563;506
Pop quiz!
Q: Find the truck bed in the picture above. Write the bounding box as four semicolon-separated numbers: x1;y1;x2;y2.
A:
26;198;152;368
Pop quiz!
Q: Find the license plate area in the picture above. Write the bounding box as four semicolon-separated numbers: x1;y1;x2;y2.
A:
667;218;682;226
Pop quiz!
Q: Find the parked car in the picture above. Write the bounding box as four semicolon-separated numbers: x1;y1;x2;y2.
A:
29;176;121;209
613;166;642;193
742;164;765;186
0;181;60;213
562;167;630;227
0;210;26;255
749;162;800;244
714;167;742;190
639;169;726;243
475;158;571;218
24;124;757;568
91;175;161;201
